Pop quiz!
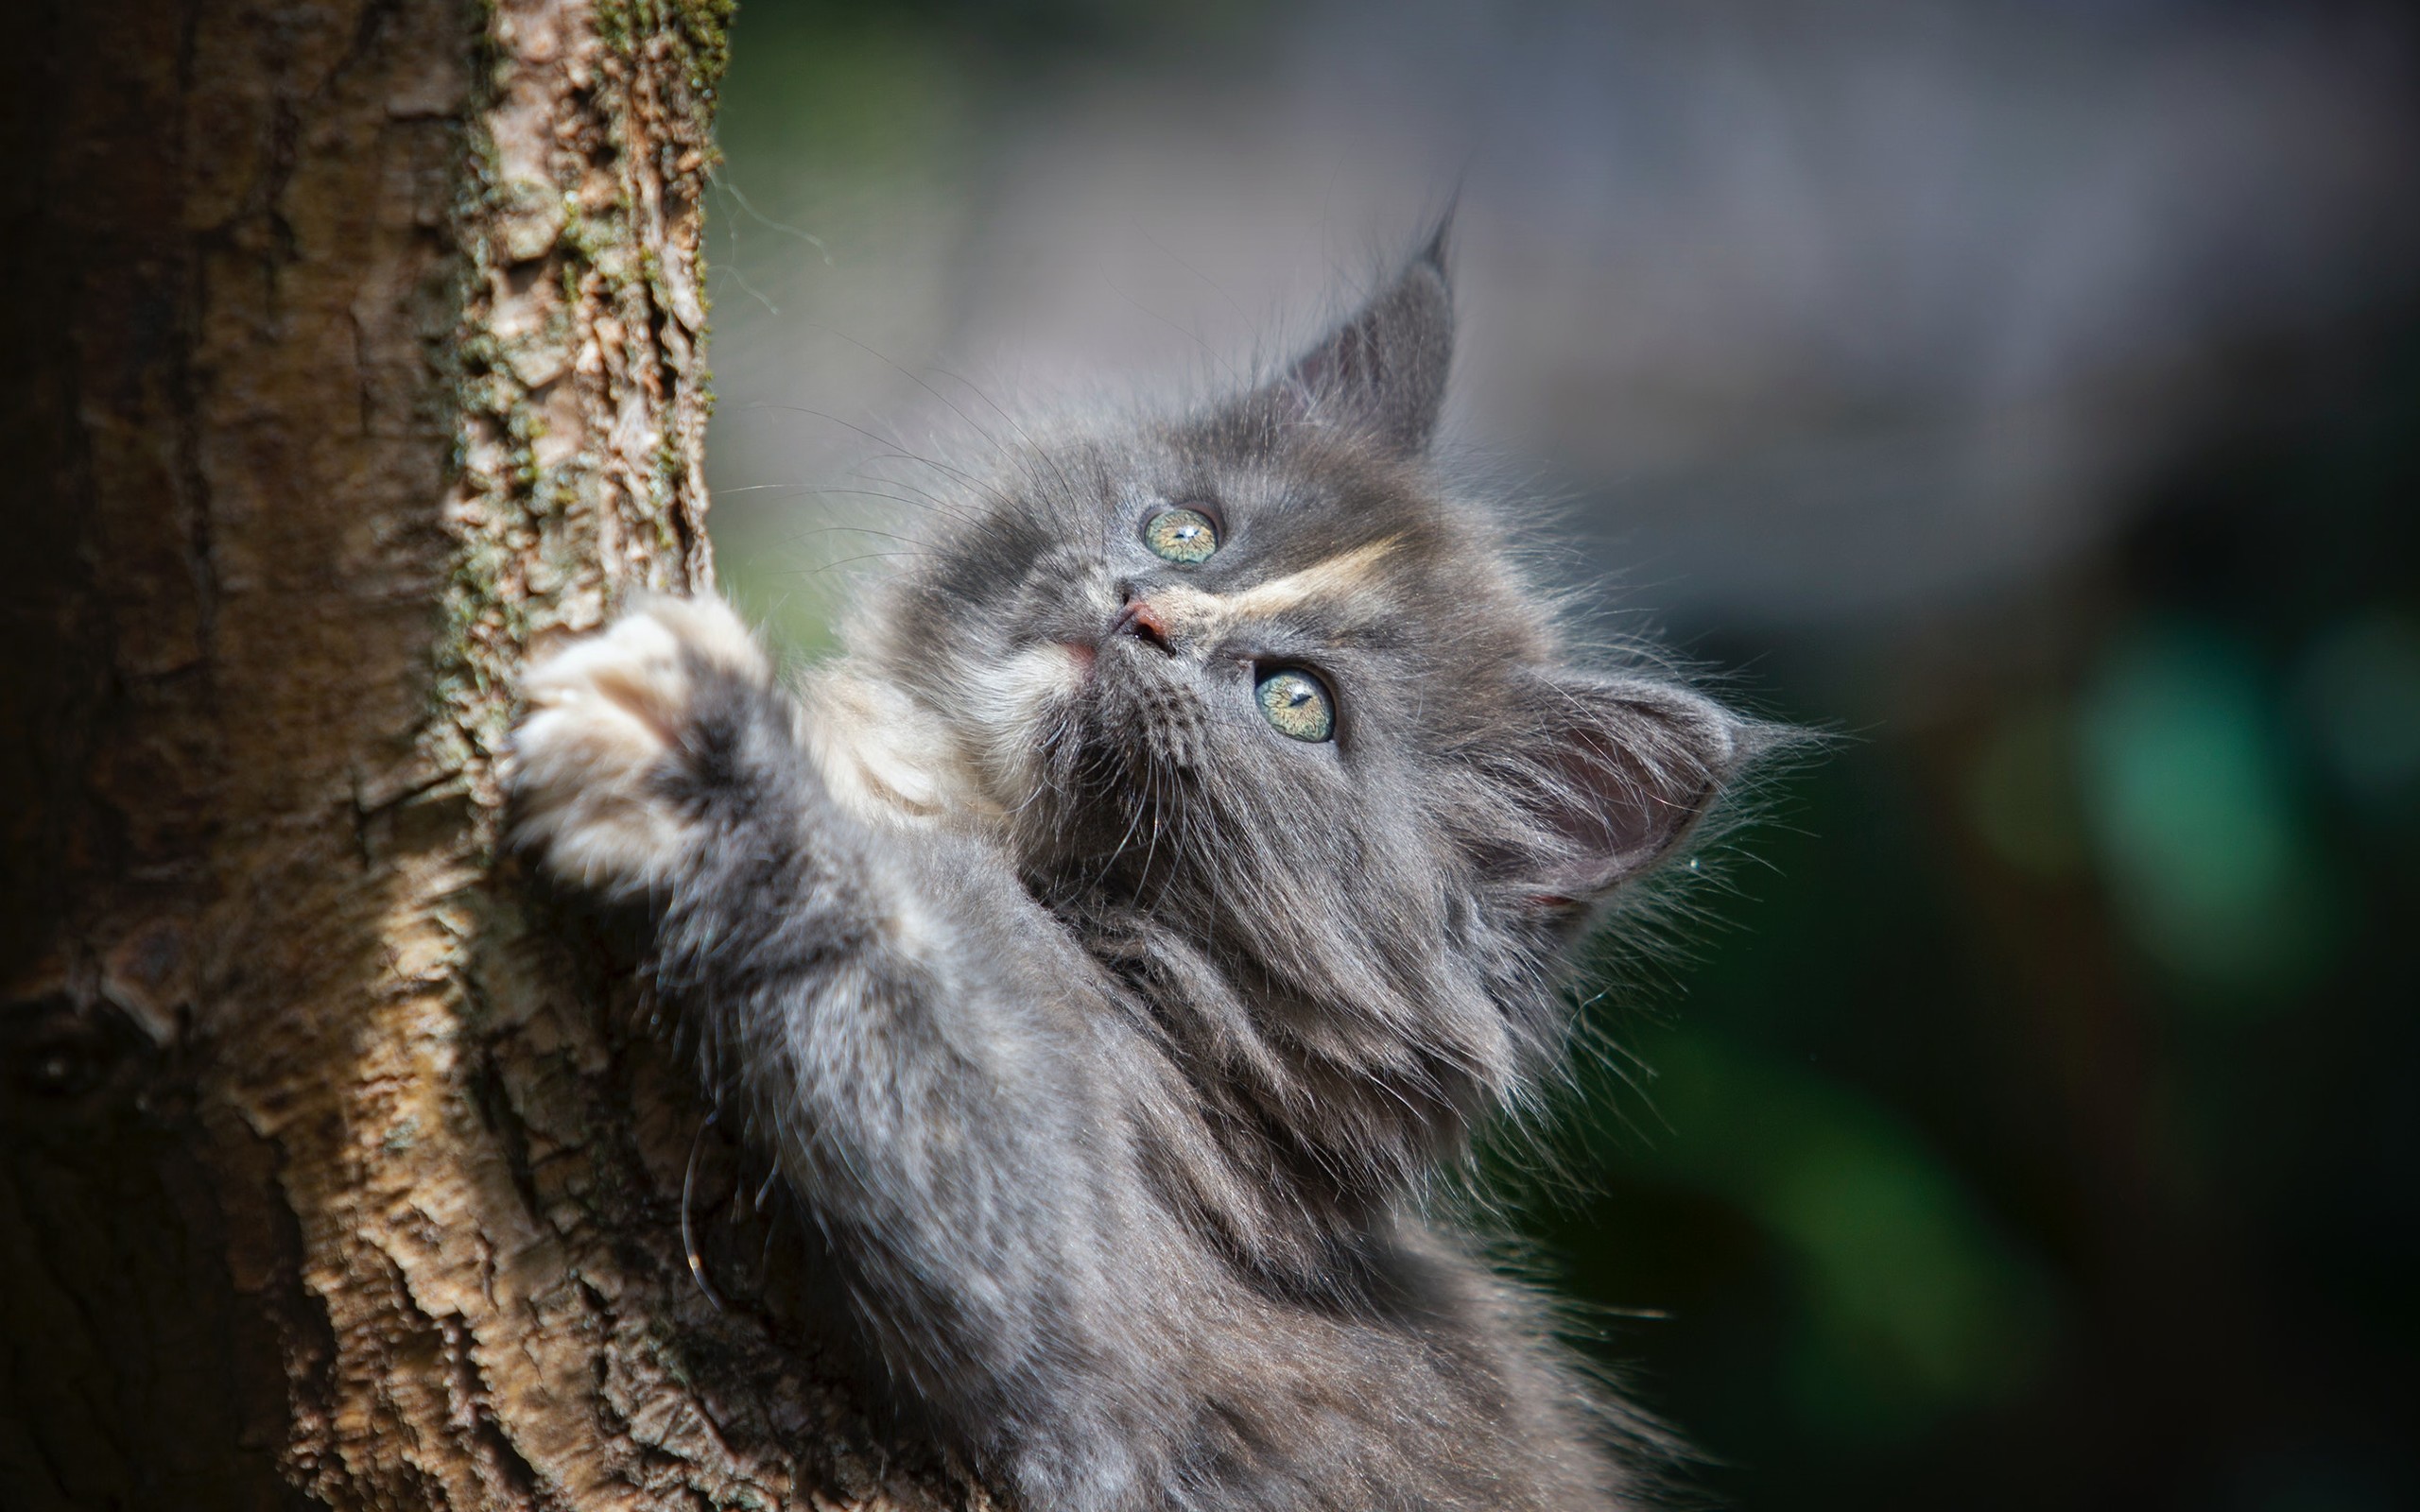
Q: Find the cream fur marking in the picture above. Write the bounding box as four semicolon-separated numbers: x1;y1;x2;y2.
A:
1223;536;1404;619
1142;536;1405;651
804;667;1005;831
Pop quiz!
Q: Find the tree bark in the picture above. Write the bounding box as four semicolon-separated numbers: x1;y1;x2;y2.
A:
0;2;964;1506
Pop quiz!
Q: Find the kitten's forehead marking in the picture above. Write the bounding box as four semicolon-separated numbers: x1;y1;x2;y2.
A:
1146;536;1406;644
1224;536;1404;620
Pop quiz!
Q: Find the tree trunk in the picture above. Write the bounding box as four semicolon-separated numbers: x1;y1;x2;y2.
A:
0;2;962;1506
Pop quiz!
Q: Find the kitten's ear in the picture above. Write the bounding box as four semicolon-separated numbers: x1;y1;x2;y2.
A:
1238;217;1455;457
1508;675;1757;915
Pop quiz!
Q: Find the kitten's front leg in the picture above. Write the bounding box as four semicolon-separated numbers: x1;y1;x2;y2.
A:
506;599;1154;1510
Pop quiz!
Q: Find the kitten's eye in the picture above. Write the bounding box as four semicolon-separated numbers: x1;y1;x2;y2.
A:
1254;669;1334;743
1143;507;1219;564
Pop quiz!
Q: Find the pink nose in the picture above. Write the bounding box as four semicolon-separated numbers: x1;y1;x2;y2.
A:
1110;595;1174;651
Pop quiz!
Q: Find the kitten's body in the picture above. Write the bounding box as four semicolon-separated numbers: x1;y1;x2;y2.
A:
510;231;1764;1510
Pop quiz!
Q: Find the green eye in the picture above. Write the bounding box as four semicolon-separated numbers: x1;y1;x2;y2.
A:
1143;507;1219;564
1255;669;1334;743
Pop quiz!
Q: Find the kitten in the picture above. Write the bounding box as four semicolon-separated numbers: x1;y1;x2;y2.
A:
509;224;1768;1511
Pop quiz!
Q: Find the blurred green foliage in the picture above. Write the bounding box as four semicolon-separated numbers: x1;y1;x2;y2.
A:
2077;622;2335;1003
1587;1030;2054;1436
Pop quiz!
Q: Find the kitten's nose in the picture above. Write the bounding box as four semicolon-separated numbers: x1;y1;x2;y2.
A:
1109;592;1175;654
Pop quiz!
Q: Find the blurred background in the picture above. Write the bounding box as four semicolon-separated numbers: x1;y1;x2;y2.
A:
700;1;2420;1505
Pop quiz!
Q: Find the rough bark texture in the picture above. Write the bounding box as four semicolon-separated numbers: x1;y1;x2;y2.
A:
0;2;964;1506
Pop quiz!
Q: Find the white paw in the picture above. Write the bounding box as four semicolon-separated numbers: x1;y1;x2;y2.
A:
507;594;770;896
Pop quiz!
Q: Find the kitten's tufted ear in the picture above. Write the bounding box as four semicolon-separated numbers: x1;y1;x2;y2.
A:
1507;675;1755;916
1239;217;1455;457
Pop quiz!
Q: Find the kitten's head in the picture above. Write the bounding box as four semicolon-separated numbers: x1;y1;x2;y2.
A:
865;226;1766;1140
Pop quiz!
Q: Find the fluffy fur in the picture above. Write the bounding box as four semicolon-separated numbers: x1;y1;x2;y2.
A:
509;226;1771;1510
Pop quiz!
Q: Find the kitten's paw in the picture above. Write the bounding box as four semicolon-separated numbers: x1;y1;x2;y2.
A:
506;595;772;896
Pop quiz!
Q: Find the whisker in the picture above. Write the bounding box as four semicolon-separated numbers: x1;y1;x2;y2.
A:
827;330;1006;457
682;1115;729;1313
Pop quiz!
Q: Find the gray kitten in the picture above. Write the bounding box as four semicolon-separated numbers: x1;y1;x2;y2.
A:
509;227;1767;1511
